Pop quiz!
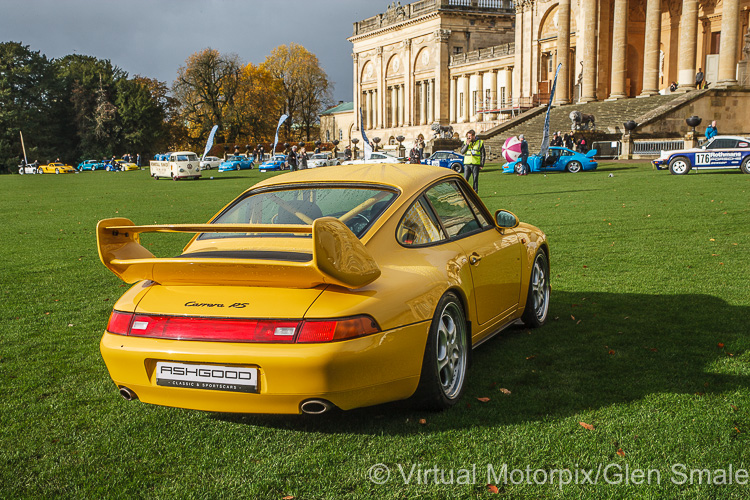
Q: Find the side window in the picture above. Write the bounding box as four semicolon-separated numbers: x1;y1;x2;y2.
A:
397;198;446;246
424;181;482;238
707;139;736;149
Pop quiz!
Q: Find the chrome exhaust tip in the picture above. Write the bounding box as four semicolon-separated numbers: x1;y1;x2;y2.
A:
300;399;333;415
118;386;138;401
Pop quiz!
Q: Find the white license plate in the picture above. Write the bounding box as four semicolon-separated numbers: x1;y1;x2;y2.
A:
155;362;258;393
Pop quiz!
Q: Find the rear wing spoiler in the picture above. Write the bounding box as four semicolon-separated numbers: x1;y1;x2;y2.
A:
96;217;380;289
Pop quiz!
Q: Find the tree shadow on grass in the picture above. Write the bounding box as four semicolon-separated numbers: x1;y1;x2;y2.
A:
213;291;749;434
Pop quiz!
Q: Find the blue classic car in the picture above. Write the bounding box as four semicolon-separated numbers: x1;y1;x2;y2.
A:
218;155;254;172
421;151;465;172
259;154;288;172
503;147;598;174
78;159;105;171
652;136;750;175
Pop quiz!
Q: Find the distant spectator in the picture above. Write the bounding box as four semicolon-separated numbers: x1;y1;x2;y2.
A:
286;145;298;171
695;68;704;89
409;143;422;164
705;120;718;140
669;81;678;92
344;145;352;161
136;153;141;167
298;146;308;169
564;133;574;150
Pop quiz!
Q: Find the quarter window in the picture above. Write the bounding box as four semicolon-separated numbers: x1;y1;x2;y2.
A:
397;198;445;246
424;182;482;238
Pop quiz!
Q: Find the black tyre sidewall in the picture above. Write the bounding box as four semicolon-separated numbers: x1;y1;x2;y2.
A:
521;250;550;328
413;291;468;410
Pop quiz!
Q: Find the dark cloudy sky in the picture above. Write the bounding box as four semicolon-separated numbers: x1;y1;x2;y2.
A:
2;0;387;102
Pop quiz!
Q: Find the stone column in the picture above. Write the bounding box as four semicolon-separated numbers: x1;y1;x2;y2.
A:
488;70;498;120
450;77;457;124
639;0;662;97
404;40;413;126
376;48;384;128
676;0;699;92
426;80;434;124
352;53;360;131
398;84;405;126
717;0;740;87
435;29;451;124
608;0;629;99
579;0;598;102
391;86;398;128
420;82;427;125
367;91;374;129
555;0;571;104
462;74;470;123
513;3;524;103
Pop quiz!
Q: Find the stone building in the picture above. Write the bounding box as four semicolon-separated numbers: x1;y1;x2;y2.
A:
341;0;750;148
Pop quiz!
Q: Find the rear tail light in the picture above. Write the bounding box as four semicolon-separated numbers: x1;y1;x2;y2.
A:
106;311;380;343
297;317;380;343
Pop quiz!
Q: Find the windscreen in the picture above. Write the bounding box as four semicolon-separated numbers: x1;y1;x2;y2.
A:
202;185;398;239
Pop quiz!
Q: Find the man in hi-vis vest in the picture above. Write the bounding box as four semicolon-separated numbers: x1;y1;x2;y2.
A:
460;129;485;192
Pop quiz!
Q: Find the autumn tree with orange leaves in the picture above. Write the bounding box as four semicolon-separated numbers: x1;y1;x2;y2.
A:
262;43;332;141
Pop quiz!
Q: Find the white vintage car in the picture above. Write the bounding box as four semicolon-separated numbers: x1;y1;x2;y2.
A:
199;156;222;170
341;152;406;165
308;152;340;168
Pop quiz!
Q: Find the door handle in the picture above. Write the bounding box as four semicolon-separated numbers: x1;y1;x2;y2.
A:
469;253;482;265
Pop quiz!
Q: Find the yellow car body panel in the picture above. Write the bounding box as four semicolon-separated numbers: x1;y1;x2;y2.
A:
97;164;549;414
38;162;76;174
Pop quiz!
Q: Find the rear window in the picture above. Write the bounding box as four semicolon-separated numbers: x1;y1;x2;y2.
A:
202;185;398;239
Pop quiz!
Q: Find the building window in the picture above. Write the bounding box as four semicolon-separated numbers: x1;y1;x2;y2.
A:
326;130;330;142
500;88;506;108
339;129;343;141
453;46;463;55
472;90;478;115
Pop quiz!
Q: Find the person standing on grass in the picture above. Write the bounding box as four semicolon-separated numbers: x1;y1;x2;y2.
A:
461;129;485;191
517;134;529;176
286;145;298;171
705;120;718;140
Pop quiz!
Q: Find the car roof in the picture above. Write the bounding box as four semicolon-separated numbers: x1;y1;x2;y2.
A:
247;163;459;193
708;135;750;142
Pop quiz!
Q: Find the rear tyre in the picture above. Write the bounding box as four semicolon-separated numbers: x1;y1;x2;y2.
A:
565;161;582;173
741;156;750;174
669;156;691;175
413;292;468;410
451;163;463;172
521;250;550;328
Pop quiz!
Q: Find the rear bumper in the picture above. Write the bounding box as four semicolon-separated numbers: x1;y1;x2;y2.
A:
100;322;429;414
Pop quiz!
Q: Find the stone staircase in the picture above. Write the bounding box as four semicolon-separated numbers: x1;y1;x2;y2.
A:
480;91;706;160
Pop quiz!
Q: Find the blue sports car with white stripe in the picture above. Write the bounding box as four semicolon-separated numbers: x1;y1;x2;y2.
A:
652;136;750;175
421;151;465;172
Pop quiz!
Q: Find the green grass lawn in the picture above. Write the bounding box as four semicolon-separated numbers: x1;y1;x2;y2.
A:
1;164;748;499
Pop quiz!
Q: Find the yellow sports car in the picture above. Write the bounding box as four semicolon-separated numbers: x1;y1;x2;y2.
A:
97;164;550;414
37;162;76;174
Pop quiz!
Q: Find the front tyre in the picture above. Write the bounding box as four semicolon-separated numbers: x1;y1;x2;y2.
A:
414;292;468;410
521;250;550;328
451;163;463;172
669;156;691;175
741;156;750;174
566;161;582;173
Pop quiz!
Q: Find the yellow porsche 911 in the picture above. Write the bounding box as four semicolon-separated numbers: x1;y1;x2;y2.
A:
37;162;76;174
97;164;550;414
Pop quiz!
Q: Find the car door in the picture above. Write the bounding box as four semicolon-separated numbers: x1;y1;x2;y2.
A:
423;180;521;326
